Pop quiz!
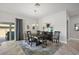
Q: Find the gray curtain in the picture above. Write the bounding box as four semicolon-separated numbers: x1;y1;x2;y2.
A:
16;18;23;40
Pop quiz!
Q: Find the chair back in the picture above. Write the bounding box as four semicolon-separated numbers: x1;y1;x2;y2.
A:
27;31;31;37
37;30;40;35
54;31;60;39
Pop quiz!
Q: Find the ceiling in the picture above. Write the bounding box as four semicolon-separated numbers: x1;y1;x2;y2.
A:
0;3;79;19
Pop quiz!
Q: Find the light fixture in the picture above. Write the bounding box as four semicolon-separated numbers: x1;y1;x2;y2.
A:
34;10;37;13
34;3;40;14
35;3;40;7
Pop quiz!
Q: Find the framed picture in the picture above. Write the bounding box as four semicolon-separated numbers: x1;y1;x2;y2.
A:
74;23;79;31
32;26;35;29
46;23;50;28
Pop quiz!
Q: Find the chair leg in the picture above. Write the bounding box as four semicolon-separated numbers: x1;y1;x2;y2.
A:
56;39;59;43
53;39;56;43
52;39;54;43
56;39;57;43
53;39;55;43
58;39;59;43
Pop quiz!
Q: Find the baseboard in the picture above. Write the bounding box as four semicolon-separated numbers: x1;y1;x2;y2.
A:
60;40;67;44
69;37;79;40
60;37;79;44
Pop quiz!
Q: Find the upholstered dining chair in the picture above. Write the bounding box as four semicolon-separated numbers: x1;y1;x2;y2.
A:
27;31;33;46
53;31;60;43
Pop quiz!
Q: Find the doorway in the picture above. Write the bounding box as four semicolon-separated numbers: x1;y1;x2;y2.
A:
0;22;15;43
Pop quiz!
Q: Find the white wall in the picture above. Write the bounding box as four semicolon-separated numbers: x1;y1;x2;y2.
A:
70;16;79;39
0;12;16;23
38;10;67;43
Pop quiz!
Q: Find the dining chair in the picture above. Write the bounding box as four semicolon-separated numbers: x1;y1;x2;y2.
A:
53;31;60;43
